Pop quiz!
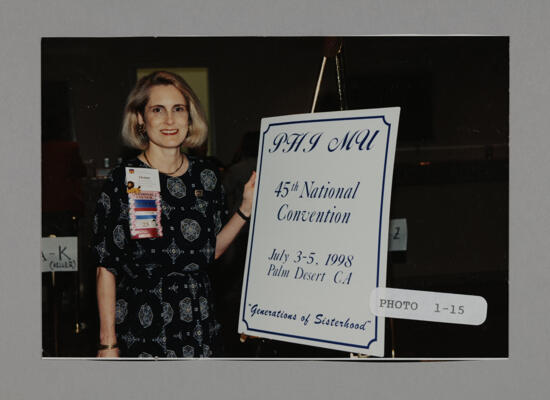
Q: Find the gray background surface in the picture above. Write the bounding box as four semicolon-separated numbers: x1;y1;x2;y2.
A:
0;0;547;398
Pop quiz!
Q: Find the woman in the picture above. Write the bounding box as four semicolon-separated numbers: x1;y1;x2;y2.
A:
93;71;255;358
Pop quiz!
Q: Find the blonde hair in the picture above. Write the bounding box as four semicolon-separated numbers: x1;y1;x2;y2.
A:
121;71;208;150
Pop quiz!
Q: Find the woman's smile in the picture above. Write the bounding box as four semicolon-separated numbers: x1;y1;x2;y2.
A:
160;129;179;135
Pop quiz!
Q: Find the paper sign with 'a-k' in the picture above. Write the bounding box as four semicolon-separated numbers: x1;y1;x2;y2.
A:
238;108;400;356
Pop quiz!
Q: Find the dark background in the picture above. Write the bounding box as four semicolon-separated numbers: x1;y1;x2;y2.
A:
41;37;508;358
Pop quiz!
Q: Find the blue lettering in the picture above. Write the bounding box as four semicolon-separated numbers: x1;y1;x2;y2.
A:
327;129;379;152
250;303;258;317
268;132;288;153
268;132;323;153
314;314;323;325
277;203;289;220
302;132;323;152
334;271;352;285
366;130;378;150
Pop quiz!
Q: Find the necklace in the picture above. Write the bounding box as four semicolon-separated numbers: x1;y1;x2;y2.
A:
143;151;185;175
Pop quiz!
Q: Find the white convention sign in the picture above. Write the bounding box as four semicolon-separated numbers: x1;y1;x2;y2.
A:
238;108;400;356
41;237;78;272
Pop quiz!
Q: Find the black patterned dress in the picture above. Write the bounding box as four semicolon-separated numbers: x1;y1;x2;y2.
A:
92;157;228;358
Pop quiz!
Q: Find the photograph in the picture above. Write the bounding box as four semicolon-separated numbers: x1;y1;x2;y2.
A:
41;36;508;359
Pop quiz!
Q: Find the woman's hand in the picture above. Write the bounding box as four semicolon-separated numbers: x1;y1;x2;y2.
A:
215;171;257;259
97;348;120;358
239;171;256;216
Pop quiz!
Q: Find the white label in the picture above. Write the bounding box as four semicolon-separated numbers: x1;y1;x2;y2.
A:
238;107;400;357
370;287;487;326
125;167;161;192
41;237;78;272
389;218;407;251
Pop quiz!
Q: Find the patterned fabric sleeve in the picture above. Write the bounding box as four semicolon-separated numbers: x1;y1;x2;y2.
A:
218;182;230;228
91;167;129;277
207;165;229;235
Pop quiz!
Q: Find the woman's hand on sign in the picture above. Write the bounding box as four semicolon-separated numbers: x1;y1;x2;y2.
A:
240;171;256;216
214;171;256;260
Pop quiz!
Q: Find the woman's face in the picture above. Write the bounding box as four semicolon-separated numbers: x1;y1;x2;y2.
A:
138;84;190;150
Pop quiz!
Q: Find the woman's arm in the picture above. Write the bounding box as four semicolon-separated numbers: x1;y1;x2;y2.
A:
96;266;119;357
215;171;256;259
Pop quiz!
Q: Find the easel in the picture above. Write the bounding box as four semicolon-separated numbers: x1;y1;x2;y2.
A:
310;37;348;113
312;38;397;359
240;37;397;358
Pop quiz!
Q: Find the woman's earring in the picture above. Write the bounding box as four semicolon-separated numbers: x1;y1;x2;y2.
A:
137;124;147;140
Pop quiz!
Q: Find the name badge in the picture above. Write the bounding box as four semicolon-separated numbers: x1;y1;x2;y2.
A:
125;167;161;193
125;167;163;239
128;192;163;239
